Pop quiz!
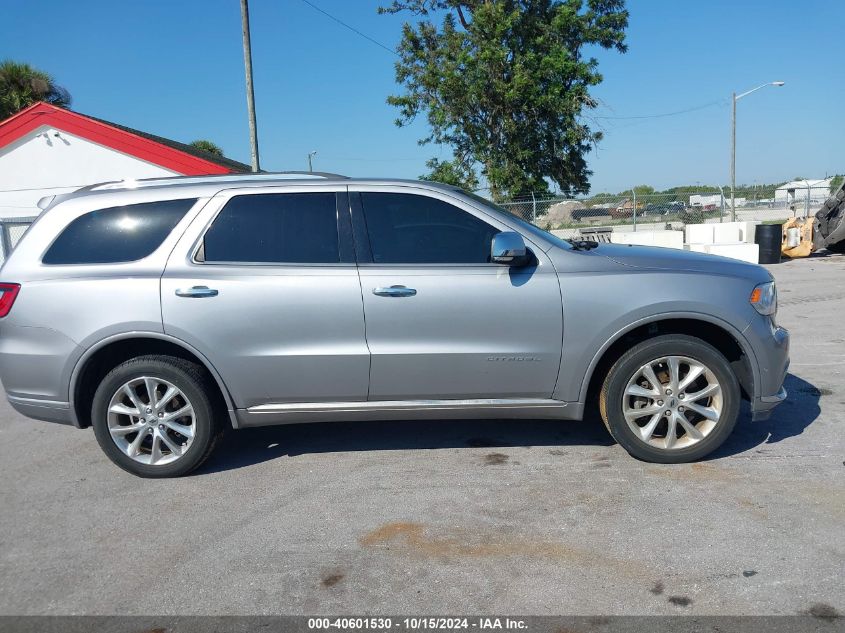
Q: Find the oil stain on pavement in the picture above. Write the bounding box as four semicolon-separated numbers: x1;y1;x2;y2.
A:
321;572;345;588
483;452;509;465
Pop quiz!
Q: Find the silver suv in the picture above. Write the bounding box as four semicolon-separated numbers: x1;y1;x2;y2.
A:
0;174;789;477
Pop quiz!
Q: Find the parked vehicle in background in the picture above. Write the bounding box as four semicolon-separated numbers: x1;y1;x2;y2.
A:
641;201;686;217
609;203;639;219
681;203;721;222
571;207;612;222
642;203;669;216
0;174;789;476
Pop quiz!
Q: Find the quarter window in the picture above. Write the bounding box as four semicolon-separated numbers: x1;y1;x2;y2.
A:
360;192;499;264
201;193;339;264
43;199;195;265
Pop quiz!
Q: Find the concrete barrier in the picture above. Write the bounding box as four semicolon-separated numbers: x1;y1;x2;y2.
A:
683;221;761;263
610;230;684;249
685;223;715;244
713;223;740;243
708;221;760;244
704;243;760;263
737;221;760;243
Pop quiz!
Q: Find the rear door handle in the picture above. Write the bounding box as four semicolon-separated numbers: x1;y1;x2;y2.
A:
373;285;417;298
175;286;219;298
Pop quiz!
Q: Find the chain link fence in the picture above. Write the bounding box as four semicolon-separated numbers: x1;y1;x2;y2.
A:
0;217;36;267
498;185;833;239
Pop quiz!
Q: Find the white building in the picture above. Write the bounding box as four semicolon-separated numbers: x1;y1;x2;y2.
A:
689;194;723;208
774;179;832;204
0;102;249;220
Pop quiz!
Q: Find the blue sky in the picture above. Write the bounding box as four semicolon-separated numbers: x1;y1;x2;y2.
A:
2;0;840;193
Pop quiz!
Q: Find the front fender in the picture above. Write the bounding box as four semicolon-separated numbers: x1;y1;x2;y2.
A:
553;269;761;405
568;310;760;405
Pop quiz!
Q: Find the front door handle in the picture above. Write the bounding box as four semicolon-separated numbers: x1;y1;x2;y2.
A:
175;286;219;298
373;285;417;298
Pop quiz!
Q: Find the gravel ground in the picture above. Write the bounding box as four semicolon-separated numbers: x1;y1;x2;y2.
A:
0;253;842;617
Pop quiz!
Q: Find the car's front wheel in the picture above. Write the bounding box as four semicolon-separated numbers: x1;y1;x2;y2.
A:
599;334;741;463
91;355;223;477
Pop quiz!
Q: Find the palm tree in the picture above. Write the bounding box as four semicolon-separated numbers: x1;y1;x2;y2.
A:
189;139;224;157
0;60;71;120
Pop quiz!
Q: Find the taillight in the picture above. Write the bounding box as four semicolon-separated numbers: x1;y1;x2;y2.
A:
0;283;21;318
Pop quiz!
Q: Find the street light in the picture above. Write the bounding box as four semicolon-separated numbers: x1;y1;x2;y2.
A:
307;150;317;172
731;81;785;220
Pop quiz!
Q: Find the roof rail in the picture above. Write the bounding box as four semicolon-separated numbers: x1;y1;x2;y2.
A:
269;171;349;179
83;171;349;192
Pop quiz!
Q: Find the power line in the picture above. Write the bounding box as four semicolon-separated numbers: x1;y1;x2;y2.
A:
298;0;730;124
321;155;422;162
595;99;727;120
298;0;398;56
299;0;731;141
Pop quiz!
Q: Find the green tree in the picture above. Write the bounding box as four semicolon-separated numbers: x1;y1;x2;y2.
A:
420;157;479;190
380;0;628;201
0;60;71;120
189;139;224;157
585;192;618;205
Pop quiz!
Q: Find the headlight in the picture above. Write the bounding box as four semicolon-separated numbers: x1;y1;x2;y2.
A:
750;281;777;316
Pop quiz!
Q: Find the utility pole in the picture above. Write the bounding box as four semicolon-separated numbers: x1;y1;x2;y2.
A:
240;0;260;172
308;151;317;173
730;91;736;222
632;188;637;232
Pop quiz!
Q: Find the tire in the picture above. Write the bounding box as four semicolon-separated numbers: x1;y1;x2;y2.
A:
91;355;224;477
598;334;740;463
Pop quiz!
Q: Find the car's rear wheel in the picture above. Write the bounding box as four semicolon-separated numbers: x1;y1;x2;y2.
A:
92;355;223;477
599;335;740;463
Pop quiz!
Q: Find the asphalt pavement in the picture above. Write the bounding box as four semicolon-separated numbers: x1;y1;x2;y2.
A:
0;253;842;617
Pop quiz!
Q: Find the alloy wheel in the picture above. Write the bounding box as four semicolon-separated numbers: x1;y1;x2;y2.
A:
622;355;723;450
106;376;196;466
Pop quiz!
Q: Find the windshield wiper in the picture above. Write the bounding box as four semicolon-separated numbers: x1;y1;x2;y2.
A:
566;239;599;251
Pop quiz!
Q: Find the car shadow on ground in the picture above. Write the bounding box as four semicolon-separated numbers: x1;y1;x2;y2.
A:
196;372;821;475
705;372;822;459
197;414;616;475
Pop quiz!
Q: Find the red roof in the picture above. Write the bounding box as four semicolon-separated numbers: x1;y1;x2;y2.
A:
0;102;249;175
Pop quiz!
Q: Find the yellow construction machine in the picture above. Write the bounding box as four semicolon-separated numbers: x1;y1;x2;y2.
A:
780;179;845;258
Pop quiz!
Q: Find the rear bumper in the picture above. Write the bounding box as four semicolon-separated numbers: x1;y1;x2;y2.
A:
0;323;79;405
7;395;75;426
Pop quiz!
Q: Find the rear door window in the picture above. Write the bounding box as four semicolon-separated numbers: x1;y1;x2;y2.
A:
200;192;340;264
43;199;195;265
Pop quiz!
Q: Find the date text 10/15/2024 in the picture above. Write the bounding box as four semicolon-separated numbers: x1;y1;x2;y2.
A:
307;617;528;630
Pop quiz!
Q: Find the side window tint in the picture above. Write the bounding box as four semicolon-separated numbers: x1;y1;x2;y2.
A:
360;192;499;264
43;199;195;265
202;193;339;264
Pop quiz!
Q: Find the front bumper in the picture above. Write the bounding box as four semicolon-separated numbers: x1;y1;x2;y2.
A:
748;322;789;421
752;385;788;421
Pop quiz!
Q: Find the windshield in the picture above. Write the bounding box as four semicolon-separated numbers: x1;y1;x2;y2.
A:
459;190;573;250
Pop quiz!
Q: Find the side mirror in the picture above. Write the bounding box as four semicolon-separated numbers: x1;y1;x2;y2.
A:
491;231;529;265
